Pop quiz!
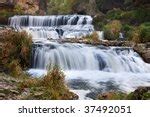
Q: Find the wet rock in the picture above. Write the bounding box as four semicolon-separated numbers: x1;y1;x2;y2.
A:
98;91;126;100
127;87;150;100
134;43;150;63
68;92;79;100
98;87;150;100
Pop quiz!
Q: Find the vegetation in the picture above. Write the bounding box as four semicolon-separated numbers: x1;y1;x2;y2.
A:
18;67;78;100
106;9;124;20
0;30;32;76
98;87;150;100
85;32;100;44
128;23;150;43
13;4;24;15
139;22;150;42
98;92;127;100
47;0;77;14
104;20;122;40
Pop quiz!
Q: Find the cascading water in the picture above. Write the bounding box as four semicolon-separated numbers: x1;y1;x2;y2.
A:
10;15;150;99
9;15;94;41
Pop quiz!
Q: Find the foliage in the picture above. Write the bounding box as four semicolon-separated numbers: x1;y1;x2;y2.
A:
93;14;106;30
85;32;100;44
106;9;124;20
104;20;122;40
139;22;150;42
126;87;150;100
47;0;77;14
14;4;24;15
8;60;23;77
0;30;32;74
19;67;78;100
0;10;12;17
128;22;150;43
122;24;134;40
122;8;150;24
124;0;133;5
96;0;105;8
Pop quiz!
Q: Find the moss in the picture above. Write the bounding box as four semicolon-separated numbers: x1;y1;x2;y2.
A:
126;87;150;100
142;92;150;100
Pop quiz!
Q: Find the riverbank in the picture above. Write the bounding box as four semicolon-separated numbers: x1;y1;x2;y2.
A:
0;72;149;100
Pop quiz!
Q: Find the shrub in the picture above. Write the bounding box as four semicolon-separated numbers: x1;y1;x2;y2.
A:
106;9;124;20
122;7;150;24
85;32;100;44
1;30;32;74
40;67;76;100
47;0;77;14
129;23;150;43
139;22;150;42
104;20;122;40
124;0;133;5
8;60;23;77
14;4;24;15
129;28;141;43
21;67;78;100
122;24;134;40
93;14;106;30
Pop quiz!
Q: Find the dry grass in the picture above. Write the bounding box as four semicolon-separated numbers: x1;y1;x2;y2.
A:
0;30;32;75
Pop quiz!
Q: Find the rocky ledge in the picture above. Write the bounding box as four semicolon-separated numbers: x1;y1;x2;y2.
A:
60;38;150;63
0;72;79;100
98;87;150;100
134;43;150;63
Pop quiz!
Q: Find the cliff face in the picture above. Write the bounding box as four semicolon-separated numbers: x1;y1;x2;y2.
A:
0;0;40;15
14;0;39;15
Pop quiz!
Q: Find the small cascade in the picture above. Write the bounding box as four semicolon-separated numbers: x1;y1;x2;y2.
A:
31;42;150;73
9;15;94;41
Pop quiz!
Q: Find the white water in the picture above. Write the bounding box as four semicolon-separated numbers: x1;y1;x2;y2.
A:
10;15;150;99
9;15;94;41
29;42;150;99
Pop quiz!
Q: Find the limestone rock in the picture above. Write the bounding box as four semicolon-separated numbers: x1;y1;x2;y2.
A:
134;43;150;63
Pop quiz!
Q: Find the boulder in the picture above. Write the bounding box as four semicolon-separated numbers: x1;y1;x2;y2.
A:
134;43;150;63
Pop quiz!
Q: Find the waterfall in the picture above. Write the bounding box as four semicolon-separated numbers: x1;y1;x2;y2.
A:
31;42;150;73
9;15;150;99
9;15;94;41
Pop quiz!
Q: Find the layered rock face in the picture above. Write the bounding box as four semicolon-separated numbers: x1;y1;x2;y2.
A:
14;0;39;15
134;43;150;63
0;0;39;15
